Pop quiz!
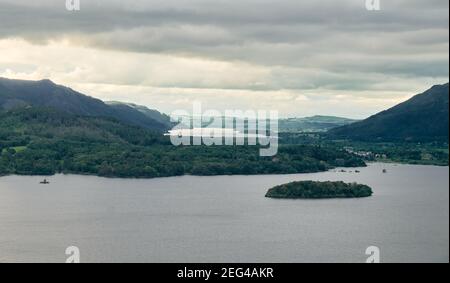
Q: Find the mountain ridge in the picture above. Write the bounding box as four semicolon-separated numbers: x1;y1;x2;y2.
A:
106;101;172;127
0;77;170;131
328;83;449;142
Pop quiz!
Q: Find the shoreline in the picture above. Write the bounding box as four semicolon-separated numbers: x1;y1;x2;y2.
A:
1;162;447;181
372;159;449;167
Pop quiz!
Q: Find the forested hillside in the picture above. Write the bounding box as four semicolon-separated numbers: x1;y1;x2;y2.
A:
329;83;449;142
0;77;170;131
0;107;365;177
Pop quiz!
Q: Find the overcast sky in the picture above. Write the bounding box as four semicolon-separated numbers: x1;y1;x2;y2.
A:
0;0;448;118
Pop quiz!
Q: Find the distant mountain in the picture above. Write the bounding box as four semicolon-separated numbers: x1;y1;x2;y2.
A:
279;115;359;133
328;83;449;142
0;77;170;131
106;101;172;128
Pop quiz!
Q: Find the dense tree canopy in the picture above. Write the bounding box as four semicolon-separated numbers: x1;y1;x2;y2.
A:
265;181;373;199
0;108;365;178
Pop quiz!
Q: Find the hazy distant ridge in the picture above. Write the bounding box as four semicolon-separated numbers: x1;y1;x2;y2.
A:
279;115;359;133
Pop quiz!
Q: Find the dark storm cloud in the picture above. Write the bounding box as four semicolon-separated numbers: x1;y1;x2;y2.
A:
0;0;448;91
1;1;448;37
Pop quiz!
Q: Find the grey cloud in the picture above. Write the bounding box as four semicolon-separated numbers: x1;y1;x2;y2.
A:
0;0;448;92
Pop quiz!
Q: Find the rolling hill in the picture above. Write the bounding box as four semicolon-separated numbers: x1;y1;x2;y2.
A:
0;77;170;131
328;83;449;142
106;101;172;128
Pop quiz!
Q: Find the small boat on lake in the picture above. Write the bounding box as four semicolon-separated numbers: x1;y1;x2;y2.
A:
382;169;387;173
39;179;50;184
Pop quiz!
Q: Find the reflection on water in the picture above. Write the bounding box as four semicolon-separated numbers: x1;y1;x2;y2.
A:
0;163;448;263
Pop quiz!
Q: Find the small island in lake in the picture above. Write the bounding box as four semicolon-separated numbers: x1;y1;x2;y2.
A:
265;181;373;199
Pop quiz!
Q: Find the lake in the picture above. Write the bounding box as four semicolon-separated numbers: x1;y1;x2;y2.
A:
0;163;448;263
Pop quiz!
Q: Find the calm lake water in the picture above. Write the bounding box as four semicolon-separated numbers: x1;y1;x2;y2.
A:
0;163;448;263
